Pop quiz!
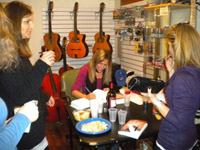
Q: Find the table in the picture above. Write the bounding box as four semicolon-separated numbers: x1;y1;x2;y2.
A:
65;100;161;150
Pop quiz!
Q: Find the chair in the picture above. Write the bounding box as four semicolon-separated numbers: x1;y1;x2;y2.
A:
60;69;80;101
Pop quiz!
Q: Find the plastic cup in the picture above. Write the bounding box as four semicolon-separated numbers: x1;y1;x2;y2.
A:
90;99;98;118
108;108;118;122
124;94;131;107
98;98;104;114
118;110;127;125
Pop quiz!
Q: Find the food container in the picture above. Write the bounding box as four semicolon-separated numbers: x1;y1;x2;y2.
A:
73;109;90;121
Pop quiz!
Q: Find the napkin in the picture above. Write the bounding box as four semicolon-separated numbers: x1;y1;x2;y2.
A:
70;98;90;110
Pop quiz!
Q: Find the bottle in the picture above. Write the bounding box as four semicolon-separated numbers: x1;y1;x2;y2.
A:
106;82;116;110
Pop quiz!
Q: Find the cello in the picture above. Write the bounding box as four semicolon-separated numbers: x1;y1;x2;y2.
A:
43;1;62;62
93;2;113;54
67;2;88;58
58;37;74;76
41;1;66;123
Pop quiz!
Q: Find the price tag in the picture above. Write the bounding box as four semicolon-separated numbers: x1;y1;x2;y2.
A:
160;7;169;16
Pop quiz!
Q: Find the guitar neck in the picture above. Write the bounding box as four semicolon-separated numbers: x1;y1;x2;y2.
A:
48;68;57;93
99;11;103;37
63;48;67;71
190;0;196;28
74;11;78;39
48;10;53;42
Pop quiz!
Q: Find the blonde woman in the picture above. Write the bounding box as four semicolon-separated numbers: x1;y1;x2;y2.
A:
72;49;112;99
129;23;200;150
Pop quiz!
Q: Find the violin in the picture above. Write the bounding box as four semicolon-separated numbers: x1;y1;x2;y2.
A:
43;1;62;62
93;2;112;54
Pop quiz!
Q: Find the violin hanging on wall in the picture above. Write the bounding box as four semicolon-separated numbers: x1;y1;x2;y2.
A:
93;2;113;54
58;37;74;76
42;1;62;62
67;2;88;58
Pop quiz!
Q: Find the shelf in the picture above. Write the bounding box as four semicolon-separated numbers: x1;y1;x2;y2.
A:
144;3;190;10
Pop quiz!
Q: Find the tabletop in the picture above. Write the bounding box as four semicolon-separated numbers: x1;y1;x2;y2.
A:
66;100;161;149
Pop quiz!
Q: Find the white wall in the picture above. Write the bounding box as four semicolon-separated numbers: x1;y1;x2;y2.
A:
1;0;116;64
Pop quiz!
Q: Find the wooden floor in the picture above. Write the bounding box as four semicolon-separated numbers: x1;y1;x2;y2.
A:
45;119;154;150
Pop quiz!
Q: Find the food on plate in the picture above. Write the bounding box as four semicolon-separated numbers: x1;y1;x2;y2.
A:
73;109;90;121
81;121;108;133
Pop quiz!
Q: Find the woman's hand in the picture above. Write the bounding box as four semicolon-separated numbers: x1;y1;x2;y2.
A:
46;96;55;107
18;101;39;123
121;120;147;131
165;55;174;73
40;51;55;66
86;93;96;100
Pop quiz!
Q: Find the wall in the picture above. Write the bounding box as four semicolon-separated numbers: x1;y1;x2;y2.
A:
1;0;117;66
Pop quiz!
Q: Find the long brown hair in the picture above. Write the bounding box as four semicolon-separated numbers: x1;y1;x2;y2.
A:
4;1;33;58
88;49;112;85
165;23;200;70
0;3;19;71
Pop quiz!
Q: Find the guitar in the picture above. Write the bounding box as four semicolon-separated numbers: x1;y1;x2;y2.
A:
67;2;88;58
93;2;113;54
58;37;74;76
43;1;62;62
190;0;196;28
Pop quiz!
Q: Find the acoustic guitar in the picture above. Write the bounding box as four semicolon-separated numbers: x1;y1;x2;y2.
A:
43;1;62;62
93;2;113;54
67;2;88;58
58;37;74;76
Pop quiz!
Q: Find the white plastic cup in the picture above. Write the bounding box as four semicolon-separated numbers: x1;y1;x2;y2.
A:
108;108;118;122
118;110;127;125
98;98;104;114
124;94;131;107
90;99;98;118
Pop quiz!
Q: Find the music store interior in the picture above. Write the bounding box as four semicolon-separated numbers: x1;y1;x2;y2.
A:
1;0;200;150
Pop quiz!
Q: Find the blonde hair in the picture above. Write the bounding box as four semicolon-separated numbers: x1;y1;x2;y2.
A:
0;3;19;71
88;49;112;85
165;23;200;70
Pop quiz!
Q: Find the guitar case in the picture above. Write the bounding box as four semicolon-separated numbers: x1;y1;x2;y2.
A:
128;76;165;93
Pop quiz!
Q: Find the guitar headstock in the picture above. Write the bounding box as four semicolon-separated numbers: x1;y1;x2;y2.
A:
74;2;79;12
100;2;105;13
62;37;67;49
48;0;54;12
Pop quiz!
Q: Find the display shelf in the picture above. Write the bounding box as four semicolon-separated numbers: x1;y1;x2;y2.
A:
144;3;190;10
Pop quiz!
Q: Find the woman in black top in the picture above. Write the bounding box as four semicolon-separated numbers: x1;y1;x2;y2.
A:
0;1;55;149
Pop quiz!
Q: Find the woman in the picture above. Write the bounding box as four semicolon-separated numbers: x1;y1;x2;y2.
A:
72;49;112;99
0;1;55;149
123;23;200;150
0;3;39;150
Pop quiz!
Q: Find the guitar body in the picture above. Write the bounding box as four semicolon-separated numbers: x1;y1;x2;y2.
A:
67;31;88;58
41;72;67;123
93;32;112;54
43;33;62;62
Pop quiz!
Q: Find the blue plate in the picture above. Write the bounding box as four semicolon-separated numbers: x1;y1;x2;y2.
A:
76;118;112;135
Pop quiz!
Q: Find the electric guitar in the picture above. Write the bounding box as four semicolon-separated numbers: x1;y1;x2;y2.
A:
93;2;113;54
67;2;88;58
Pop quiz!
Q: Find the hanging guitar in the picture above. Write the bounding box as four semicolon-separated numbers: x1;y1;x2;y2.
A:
67;2;88;58
58;37;74;76
93;2;113;54
190;0;196;28
43;1;62;62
